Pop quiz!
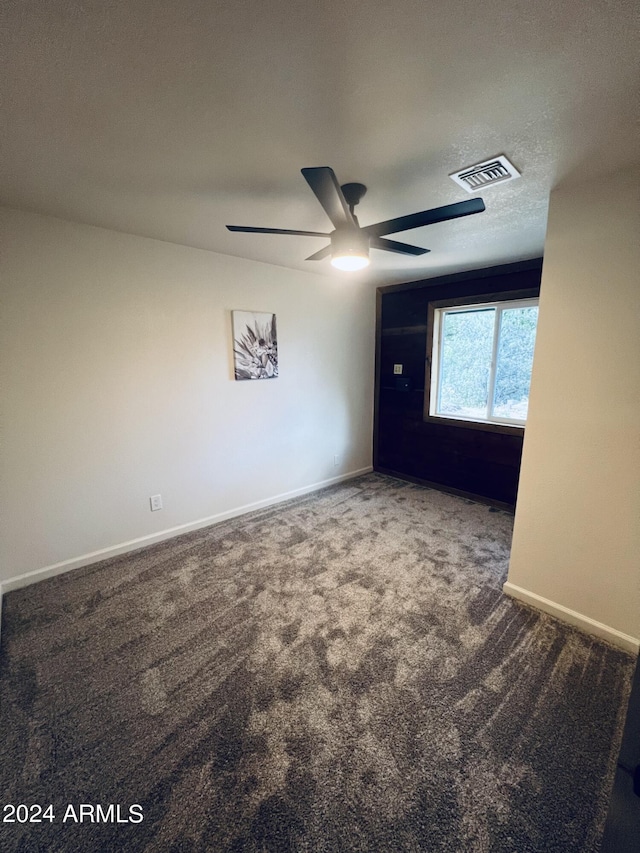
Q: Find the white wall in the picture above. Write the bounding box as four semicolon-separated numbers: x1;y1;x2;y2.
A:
506;165;640;650
0;209;375;584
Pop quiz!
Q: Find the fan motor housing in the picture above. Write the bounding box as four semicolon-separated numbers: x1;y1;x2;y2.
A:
331;228;370;258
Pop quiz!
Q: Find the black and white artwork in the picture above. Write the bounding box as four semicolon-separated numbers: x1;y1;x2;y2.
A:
232;311;278;380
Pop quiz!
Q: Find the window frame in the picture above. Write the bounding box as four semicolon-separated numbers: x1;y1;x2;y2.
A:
424;289;539;435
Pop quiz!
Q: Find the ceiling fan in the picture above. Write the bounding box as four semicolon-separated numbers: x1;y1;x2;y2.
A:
227;167;486;271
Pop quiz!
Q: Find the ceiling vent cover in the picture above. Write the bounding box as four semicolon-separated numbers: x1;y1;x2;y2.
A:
450;155;520;192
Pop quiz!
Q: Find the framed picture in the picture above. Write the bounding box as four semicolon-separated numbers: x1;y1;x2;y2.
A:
232;311;278;380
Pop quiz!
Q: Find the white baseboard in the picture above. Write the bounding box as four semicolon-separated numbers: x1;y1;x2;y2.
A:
0;467;373;598
503;581;640;655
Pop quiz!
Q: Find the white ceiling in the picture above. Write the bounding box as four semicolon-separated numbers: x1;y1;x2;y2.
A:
2;0;638;286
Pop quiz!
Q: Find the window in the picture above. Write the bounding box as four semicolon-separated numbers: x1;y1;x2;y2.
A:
427;297;539;428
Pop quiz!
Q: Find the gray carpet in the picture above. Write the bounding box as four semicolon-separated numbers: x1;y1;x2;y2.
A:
0;474;634;852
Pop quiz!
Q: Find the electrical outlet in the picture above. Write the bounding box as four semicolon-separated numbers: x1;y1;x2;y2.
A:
334;454;340;467
150;494;163;512
393;364;403;375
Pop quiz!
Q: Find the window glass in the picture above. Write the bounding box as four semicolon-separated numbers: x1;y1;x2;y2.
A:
438;308;494;419
492;305;538;420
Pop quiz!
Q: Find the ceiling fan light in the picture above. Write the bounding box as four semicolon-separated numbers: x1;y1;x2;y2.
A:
331;253;370;271
330;230;370;271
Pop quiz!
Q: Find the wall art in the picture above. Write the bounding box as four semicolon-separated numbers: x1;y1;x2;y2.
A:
232;311;278;380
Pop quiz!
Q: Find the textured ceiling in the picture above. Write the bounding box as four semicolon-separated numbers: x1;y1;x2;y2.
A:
2;0;638;285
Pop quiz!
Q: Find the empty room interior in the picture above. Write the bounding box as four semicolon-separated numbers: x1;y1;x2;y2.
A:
1;1;639;851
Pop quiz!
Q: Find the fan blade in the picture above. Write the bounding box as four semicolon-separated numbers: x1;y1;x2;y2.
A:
306;244;333;261
370;237;430;256
301;167;357;230
364;198;485;237
227;225;330;237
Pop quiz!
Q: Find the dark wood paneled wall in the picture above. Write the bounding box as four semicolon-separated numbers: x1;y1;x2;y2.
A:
373;259;543;509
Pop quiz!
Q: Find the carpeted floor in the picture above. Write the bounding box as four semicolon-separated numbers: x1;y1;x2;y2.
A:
0;474;634;852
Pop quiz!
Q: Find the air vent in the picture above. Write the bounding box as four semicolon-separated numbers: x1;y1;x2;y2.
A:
450;155;520;193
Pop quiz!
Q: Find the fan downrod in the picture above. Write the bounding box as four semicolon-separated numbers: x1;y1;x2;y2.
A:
341;182;367;213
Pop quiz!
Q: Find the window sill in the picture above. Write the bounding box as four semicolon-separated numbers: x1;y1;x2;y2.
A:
423;414;525;436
